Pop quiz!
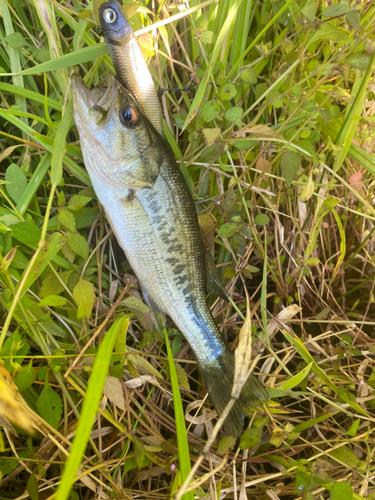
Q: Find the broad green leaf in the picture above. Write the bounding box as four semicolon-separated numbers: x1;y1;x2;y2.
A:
218;222;242;238
55;317;125;500
37;375;63;429
328;447;361;469
310;23;350;43
127;352;163;379
175;363;190;390
255;82;268;101
220;83;237;100
222;266;236;279
301;2;316;21
254;214;270;225
122;296;150;314
0;223;12;233
267;89;283;108
58;208;76;233
73;277;95;319
172;335;182;356
5;164;27;204
346;52;372;71
295;140;314;157
217;435;236;455
346;419;360;437
11;221;41;245
39;271;71;298
225;106;243;123
0;214;21;226
1;329;30;364
239;427;262;450
4;32;29;48
26;473;39;500
15;361;35;392
322;4;353;17
200;30;214;44
134;439;146;470
48;207;99;231
305;257;320;267
67;195;92;211
38;295;67;308
280;150;300;187
346;11;360;30
241;67;257;84
66;231;89;261
202;100;220;122
202;127;221;146
20;232;64;294
330;481;353;500
173;112;187;129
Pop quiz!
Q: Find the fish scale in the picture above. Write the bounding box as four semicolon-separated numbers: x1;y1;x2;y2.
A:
71;73;268;437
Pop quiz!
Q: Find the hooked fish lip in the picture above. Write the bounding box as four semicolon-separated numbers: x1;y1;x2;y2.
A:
71;73;99;111
71;73;119;117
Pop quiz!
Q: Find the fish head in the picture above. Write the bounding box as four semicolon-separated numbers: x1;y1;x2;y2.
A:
98;0;132;45
71;73;160;189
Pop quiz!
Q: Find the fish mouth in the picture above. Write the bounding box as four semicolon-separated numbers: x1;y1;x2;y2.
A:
71;73;118;115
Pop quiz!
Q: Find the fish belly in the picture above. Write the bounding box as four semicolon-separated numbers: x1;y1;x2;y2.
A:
89;159;225;366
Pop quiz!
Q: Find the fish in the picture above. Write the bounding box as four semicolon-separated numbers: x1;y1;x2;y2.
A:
98;0;164;136
71;73;268;437
99;0;230;302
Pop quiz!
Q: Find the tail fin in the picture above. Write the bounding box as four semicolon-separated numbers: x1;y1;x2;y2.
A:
200;349;268;437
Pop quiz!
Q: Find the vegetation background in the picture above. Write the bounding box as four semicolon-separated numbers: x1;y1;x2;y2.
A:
0;0;374;498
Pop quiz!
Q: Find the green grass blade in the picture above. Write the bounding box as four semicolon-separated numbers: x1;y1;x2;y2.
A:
333;51;375;171
14;43;108;76
55;317;126;500
0;108;90;184
164;329;194;500
181;0;244;130
16;154;51;215
0;83;62;111
0;0;27;125
51;99;73;186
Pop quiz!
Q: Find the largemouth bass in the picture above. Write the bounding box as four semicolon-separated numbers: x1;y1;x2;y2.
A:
98;0;163;136
98;0;230;302
71;73;267;436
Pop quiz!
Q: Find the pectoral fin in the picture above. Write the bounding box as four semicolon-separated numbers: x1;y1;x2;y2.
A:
114;152;159;189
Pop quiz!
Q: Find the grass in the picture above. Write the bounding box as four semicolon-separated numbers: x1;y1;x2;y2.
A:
0;0;375;499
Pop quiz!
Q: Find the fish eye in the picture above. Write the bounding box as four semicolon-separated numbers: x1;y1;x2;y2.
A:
103;8;116;24
119;106;139;126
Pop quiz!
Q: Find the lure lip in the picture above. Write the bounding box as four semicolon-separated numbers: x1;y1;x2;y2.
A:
99;0;132;46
